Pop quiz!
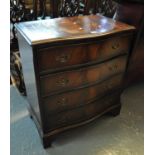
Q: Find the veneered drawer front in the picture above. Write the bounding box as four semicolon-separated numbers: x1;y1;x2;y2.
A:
38;35;131;73
40;55;127;96
44;92;120;131
43;74;123;114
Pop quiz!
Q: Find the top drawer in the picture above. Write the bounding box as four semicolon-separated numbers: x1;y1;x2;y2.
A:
38;34;132;73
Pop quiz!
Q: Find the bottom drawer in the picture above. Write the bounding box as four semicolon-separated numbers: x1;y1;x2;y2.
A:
44;92;121;131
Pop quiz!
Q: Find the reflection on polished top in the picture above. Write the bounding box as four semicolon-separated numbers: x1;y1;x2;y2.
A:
15;15;135;45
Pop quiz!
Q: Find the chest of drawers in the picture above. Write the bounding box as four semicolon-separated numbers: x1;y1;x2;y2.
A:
15;15;135;148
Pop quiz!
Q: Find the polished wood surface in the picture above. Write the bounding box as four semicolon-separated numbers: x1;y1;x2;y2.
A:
40;55;127;96
17;32;42;125
43;74;123;115
15;15;135;45
38;34;132;72
10;0;117;95
16;15;135;148
45;92;120;131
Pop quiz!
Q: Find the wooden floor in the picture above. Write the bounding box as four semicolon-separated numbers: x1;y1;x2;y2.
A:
10;83;144;155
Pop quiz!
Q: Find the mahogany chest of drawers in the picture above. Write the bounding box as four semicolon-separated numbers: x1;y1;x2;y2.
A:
15;15;135;148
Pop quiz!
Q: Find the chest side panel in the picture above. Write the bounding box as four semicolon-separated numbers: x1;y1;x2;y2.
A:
17;32;42;126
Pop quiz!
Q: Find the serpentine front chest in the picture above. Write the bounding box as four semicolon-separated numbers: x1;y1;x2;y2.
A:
15;15;135;148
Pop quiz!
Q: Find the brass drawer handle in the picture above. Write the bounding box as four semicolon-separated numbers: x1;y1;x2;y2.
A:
112;42;120;50
106;84;112;90
109;64;118;71
103;84;112;90
57;97;68;106
57;78;69;87
56;54;70;63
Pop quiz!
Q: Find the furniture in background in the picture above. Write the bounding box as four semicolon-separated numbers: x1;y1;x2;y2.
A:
10;0;117;95
114;0;144;85
15;15;135;148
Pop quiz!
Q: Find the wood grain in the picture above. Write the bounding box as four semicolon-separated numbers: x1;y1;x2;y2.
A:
43;74;123;115
40;55;127;96
15;15;135;45
45;92;120;131
15;15;135;148
38;34;132;72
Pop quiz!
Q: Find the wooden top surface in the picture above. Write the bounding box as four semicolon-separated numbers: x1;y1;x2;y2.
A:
15;15;135;45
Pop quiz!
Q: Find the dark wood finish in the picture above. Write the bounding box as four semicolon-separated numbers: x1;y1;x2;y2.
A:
40;55;127;96
45;92;121;131
11;0;117;50
15;15;135;148
114;1;144;85
16;32;43;125
15;15;134;45
43;74;123;114
10;0;117;95
38;34;132;72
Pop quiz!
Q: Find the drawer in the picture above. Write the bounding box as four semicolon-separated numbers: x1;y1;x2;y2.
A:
38;35;131;73
43;74;123;114
40;55;127;96
44;92;120;131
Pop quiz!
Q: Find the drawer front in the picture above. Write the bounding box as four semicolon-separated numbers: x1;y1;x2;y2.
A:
38;35;131;73
44;92;120;131
40;55;127;96
43;74;123;114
